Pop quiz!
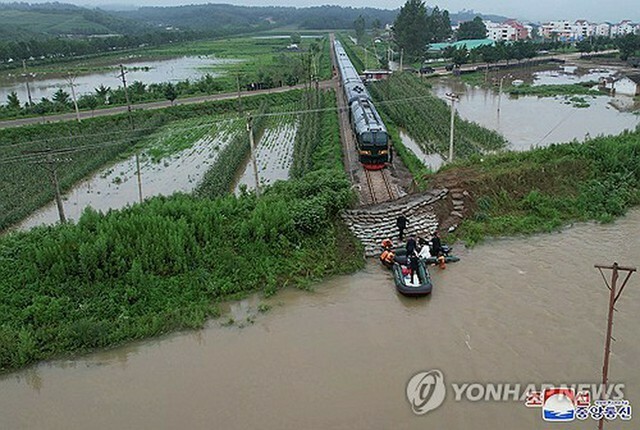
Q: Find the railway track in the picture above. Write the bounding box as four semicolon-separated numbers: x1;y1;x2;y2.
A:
363;168;396;205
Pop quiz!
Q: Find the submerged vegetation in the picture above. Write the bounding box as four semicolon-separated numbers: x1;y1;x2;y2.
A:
0;90;301;231
371;73;507;158
447;128;640;245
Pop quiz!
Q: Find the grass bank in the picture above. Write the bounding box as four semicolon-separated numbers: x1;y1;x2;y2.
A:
435;128;640;245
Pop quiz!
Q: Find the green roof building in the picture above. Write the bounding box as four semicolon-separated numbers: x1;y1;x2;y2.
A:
428;38;495;52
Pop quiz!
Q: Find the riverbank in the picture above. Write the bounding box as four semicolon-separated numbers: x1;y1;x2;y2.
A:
426;128;640;245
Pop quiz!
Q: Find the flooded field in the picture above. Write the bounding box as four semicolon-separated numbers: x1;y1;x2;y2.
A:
398;130;445;171
16;119;238;229
532;65;616;86
2;207;639;429
0;56;241;105
432;78;639;150
235;121;297;192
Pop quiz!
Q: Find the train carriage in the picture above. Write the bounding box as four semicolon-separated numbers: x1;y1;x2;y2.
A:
334;40;390;170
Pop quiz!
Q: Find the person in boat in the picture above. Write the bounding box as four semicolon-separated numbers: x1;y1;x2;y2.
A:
396;214;407;241
417;240;432;259
437;252;446;270
431;231;442;257
381;238;393;251
409;253;420;284
406;235;417;257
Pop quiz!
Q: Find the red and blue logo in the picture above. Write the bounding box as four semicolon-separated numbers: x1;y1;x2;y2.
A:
543;388;576;422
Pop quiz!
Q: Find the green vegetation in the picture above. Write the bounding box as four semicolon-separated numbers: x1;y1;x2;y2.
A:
0;86;361;372
447;128;640;245
508;83;602;97
393;0;451;62
195;102;271;198
383;115;431;190
456;16;487;41
1;36;331;120
0;170;360;372
370;73;507;158
0;90;300;231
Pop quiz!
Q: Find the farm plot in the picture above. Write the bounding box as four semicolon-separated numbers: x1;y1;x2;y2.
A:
234;114;298;193
16;116;238;230
370;73;507;159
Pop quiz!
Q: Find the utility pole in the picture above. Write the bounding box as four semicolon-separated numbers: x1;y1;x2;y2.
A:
135;153;143;204
65;73;81;122
445;92;459;163
118;64;134;129
497;74;511;114
236;73;243;114
594;263;636;430
118;64;142;201
23;147;70;224
246;114;261;197
399;48;404;72
22;60;33;107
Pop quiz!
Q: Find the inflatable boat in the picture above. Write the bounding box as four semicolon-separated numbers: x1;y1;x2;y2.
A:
391;260;433;296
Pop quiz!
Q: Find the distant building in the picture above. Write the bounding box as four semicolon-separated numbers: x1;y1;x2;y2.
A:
484;20;530;42
428;39;494;52
611;20;638;36
599;73;640;96
595;23;612;37
362;69;392;82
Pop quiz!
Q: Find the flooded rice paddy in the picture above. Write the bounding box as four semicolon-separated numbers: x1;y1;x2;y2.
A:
235;121;297;193
16;120;237;229
2;208;639;429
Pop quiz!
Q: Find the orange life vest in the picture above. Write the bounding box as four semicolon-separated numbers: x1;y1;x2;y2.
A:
380;250;395;264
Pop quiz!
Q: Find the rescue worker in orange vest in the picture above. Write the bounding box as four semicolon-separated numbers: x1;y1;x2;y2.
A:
380;249;395;267
437;252;446;270
381;238;393;250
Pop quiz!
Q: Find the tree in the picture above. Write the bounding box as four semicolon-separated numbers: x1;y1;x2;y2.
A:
393;0;429;62
80;95;98;115
457;16;487;41
52;88;70;107
164;83;178;105
372;19;382;31
354;15;366;43
426;6;452;43
616;33;640;61
6;91;21;111
290;33;301;45
94;85;110;104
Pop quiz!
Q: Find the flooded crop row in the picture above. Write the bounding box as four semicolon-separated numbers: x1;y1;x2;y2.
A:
235;120;298;192
16;118;238;230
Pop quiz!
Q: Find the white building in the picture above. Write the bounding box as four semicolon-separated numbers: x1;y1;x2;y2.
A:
484;20;529;42
611;20;638;36
595;23;611;37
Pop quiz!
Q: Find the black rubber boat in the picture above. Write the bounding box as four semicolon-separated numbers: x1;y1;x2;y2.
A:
391;260;433;296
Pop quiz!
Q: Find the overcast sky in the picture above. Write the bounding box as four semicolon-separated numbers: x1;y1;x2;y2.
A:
6;0;640;23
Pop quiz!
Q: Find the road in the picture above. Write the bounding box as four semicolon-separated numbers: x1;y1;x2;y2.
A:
0;80;334;129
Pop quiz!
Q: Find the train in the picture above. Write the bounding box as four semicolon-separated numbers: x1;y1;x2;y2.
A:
333;40;390;170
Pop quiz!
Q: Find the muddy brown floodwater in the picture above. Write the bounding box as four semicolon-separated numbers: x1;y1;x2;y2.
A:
1;211;640;429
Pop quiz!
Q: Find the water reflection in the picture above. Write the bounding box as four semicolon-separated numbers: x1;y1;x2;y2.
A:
433;79;639;150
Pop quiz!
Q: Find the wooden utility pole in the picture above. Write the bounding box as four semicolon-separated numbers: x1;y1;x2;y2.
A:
399;48;404;72
445;92;459;163
22;60;33;107
23;147;69;224
65;73;81;122
135;153;143;204
594;262;636;430
246;114;261;197
236;73;243;114
497;74;511;114
118;64;134;129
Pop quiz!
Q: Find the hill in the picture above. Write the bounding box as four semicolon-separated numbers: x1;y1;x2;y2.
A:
0;2;151;38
